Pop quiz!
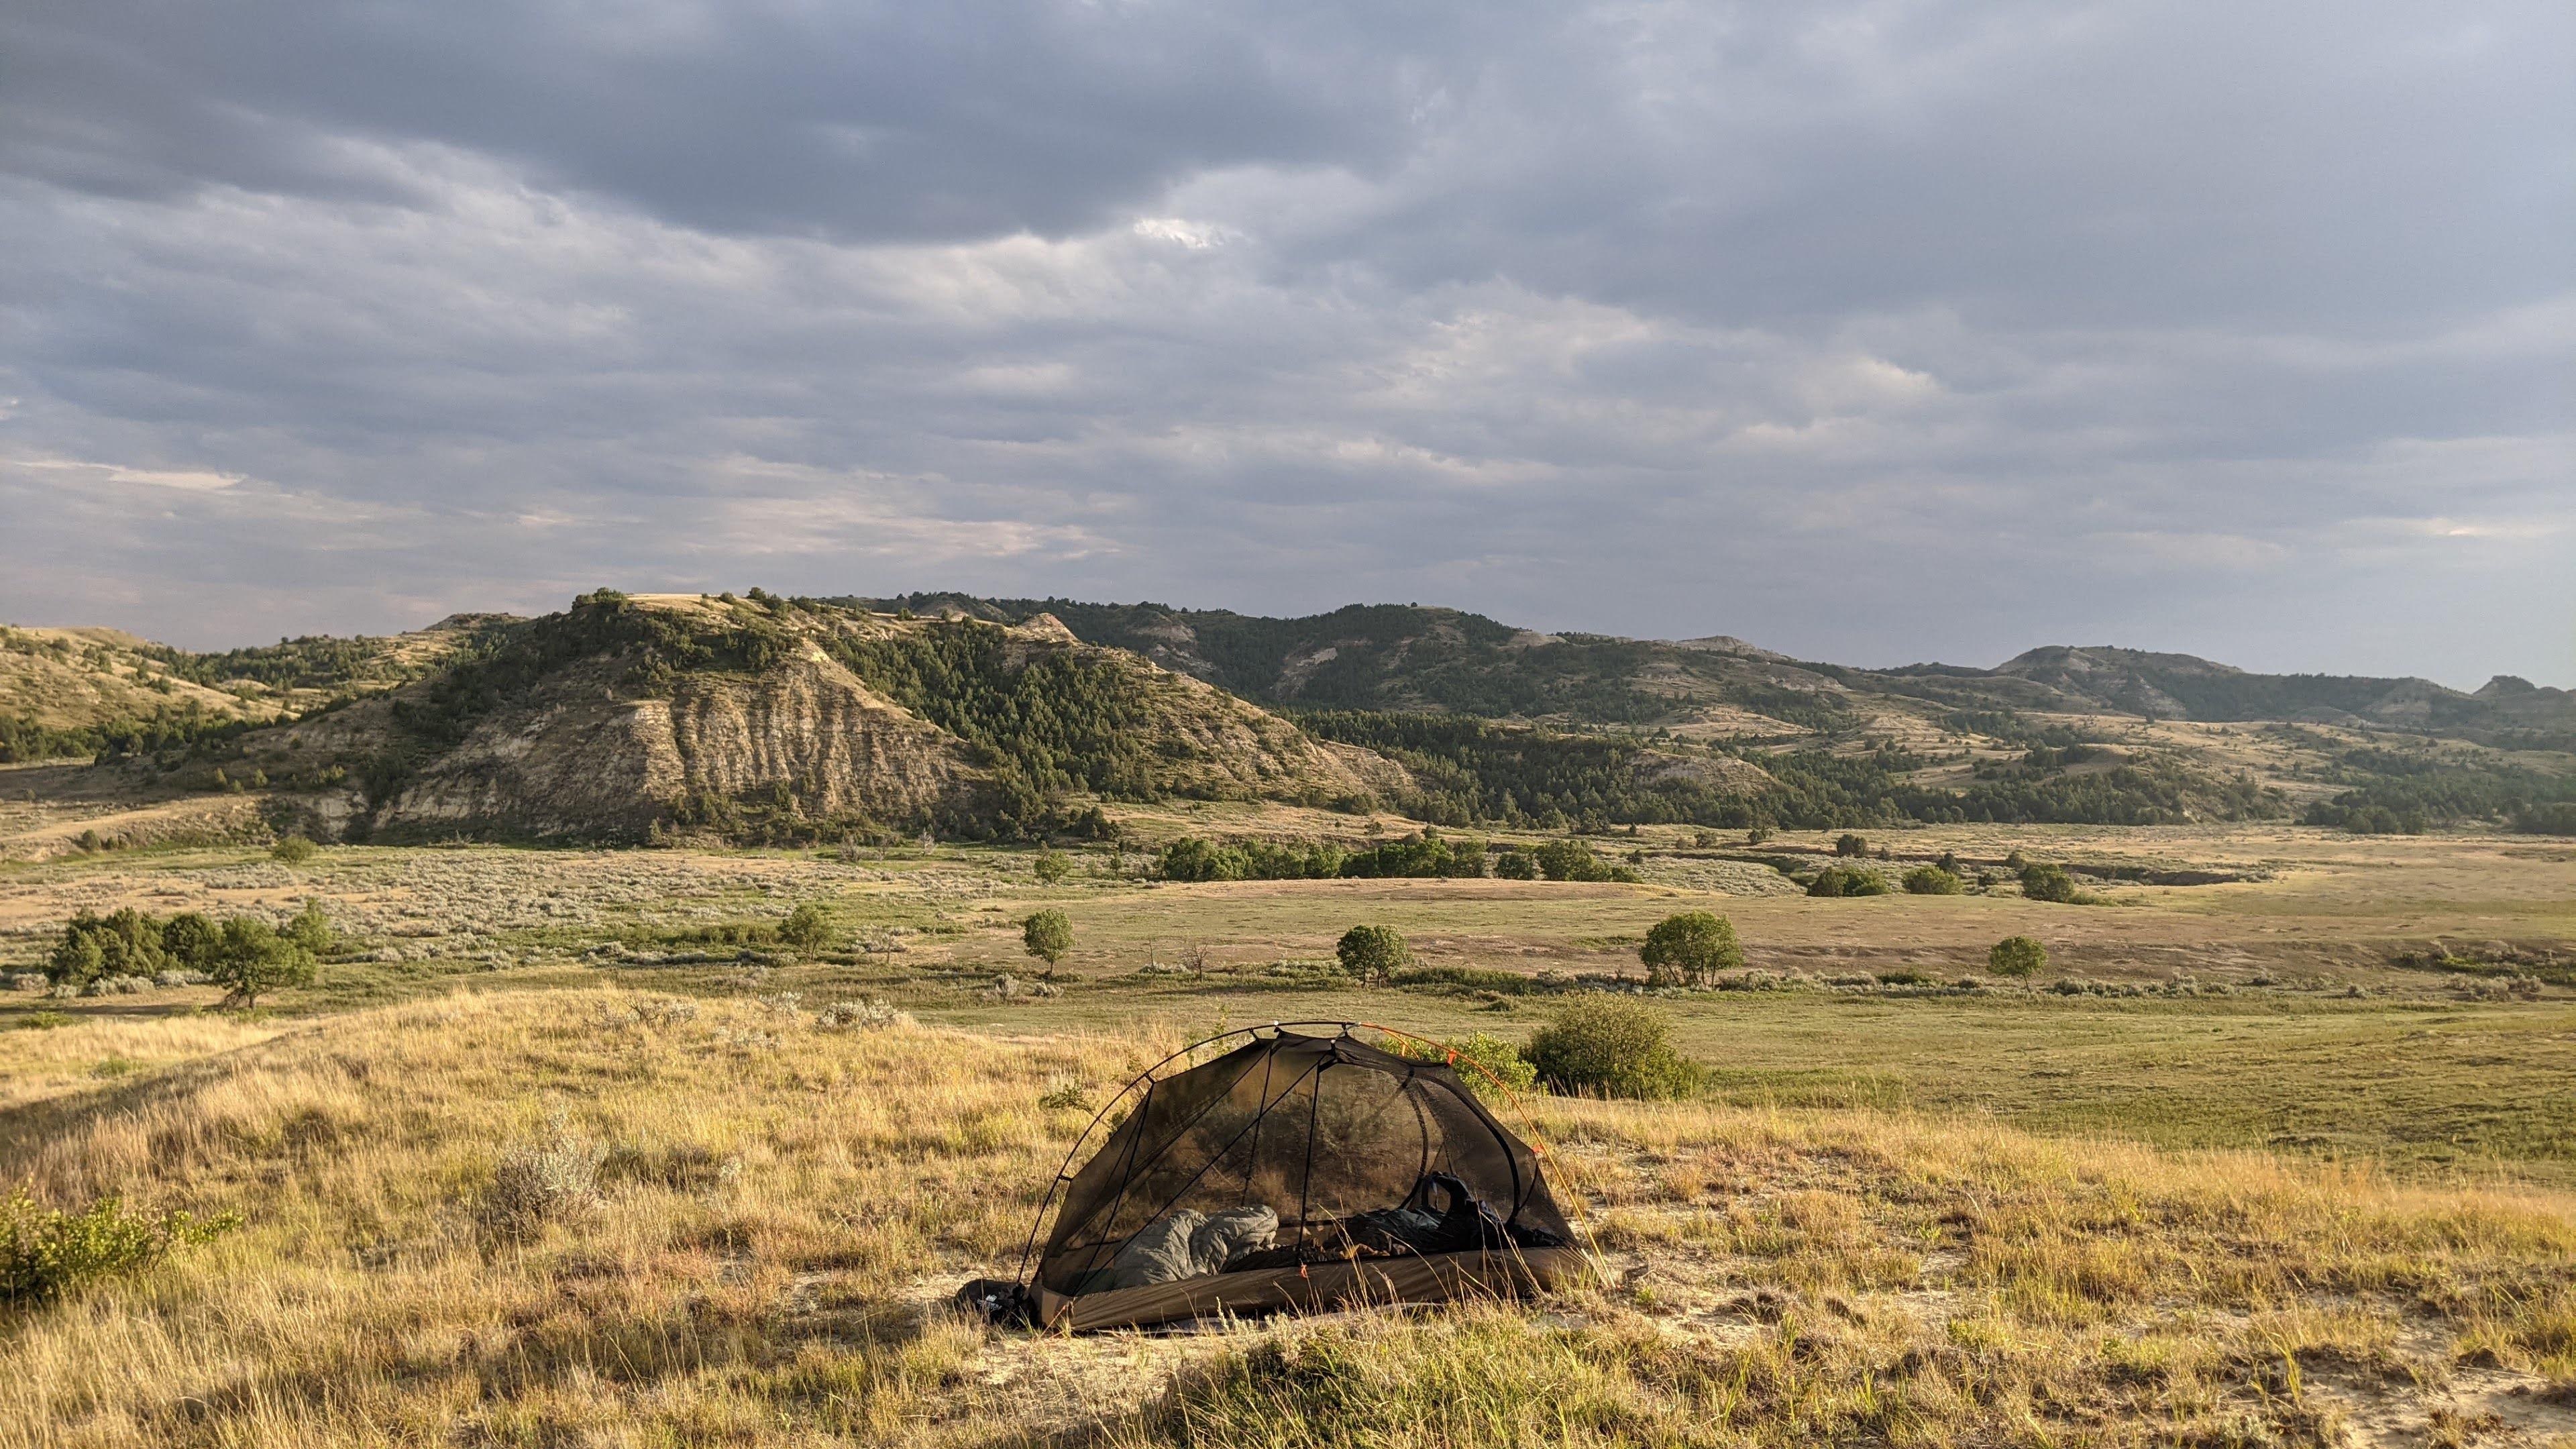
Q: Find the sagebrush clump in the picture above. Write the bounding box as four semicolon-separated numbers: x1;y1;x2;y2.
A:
481;1112;607;1237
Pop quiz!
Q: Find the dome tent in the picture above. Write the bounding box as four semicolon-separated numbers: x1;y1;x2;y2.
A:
962;1023;1588;1332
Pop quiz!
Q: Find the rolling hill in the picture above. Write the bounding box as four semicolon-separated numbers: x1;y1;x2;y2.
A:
176;592;1399;845
854;594;2576;743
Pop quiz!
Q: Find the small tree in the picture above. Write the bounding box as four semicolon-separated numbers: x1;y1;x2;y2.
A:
1902;865;1965;896
208;917;315;1008
1493;849;1538;880
1638;912;1743;987
1032;849;1071;885
1835;833;1869;858
47;930;107;989
1335;925;1413;982
1989;936;2048;978
778;902;833;952
283;899;335;956
1746;826;1774;846
1021;909;1073;979
270;835;317;865
160;912;220;971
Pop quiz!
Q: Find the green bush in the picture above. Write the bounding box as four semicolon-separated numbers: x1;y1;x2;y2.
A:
1395;1030;1538;1097
1389;965;1531;994
1989;936;2048;978
2019;863;2080;903
1834;833;1869;858
1032;849;1071;884
1335;925;1413;982
777;902;833;951
283;899;336;956
46;908;168;987
1;1187;241;1305
1807;865;1889;898
1637;912;1743;987
1522;997;1703;1100
1902;865;1965;895
1492;849;1537;880
269;835;318;865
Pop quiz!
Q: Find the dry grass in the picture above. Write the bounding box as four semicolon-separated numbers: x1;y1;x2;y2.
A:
2;989;2571;1448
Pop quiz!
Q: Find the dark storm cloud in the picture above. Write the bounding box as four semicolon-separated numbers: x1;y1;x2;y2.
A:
1;0;1442;239
0;0;2568;684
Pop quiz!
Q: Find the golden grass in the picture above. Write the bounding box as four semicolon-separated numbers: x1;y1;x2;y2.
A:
1;987;2571;1447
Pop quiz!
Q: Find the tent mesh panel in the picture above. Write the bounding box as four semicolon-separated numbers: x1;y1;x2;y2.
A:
1037;1030;1571;1297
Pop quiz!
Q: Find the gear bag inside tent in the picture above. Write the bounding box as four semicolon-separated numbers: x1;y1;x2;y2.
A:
959;1024;1591;1332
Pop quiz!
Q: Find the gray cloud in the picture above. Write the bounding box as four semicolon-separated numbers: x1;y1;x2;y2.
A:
1;0;2569;686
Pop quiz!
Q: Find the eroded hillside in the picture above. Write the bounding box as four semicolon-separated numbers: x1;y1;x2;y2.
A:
171;592;1401;845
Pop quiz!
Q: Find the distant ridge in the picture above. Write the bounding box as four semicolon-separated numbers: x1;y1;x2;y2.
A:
7;590;2571;848
847;594;2575;741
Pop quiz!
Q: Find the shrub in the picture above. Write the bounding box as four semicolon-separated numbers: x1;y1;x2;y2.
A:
1808;865;1889;898
481;1114;606;1238
1492;849;1537;880
283;899;335;955
1902;865;1965;896
46;908;167;987
1637;912;1743;987
1989;936;2048;977
1523;997;1703;1100
1835;833;1869;858
2019;863;2080;904
207;916;315;1006
1021;909;1073;977
269;835;318;865
777;902;833;951
1158;837;1246;882
1335;925;1413;982
1532;839;1605;881
1032;849;1071;884
1;1187;241;1305
1395;1031;1538;1097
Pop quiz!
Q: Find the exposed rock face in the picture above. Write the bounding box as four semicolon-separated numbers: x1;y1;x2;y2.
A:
245;596;1393;843
361;651;979;841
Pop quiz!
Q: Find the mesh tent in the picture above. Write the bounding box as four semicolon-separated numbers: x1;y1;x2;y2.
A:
964;1024;1588;1331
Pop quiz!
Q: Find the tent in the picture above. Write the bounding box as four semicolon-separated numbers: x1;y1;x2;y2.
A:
961;1024;1588;1332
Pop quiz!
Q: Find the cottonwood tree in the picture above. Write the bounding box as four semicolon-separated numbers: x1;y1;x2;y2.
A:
1638;912;1743;987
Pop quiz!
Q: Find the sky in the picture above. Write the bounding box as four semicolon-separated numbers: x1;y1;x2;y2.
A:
3;1;2570;687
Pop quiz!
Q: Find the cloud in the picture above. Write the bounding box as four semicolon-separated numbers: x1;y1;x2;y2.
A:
0;0;2568;688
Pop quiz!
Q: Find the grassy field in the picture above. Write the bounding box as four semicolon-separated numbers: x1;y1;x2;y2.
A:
2;991;2572;1447
4;820;2574;1444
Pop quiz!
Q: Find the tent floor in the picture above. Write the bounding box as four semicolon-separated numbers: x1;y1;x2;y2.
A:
1032;1246;1592;1332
